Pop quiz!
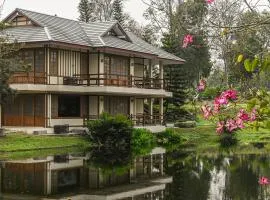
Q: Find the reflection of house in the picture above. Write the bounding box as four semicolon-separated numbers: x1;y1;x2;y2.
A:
1;8;184;134
0;148;170;199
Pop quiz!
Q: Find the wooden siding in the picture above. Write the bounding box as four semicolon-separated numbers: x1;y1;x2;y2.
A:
3;94;45;127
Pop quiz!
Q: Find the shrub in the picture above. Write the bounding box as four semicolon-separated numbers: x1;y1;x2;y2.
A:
131;128;156;156
156;128;182;146
200;87;223;100
86;113;133;148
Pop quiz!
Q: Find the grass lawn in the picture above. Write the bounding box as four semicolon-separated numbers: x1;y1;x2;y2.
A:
171;125;270;154
0;133;90;152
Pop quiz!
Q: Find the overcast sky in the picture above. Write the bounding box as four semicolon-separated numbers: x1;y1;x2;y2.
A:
1;0;148;24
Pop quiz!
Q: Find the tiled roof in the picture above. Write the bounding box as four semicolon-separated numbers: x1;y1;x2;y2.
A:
2;8;185;63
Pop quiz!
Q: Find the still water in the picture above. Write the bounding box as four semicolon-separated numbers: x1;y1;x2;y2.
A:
0;148;269;200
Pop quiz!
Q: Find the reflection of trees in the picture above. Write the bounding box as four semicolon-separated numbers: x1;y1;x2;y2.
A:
165;151;270;200
88;146;132;175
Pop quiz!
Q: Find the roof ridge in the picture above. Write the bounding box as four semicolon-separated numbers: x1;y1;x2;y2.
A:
17;8;118;26
17;8;79;23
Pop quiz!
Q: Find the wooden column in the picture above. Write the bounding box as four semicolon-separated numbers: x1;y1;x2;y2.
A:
98;52;104;86
46;94;52;127
160;98;164;124
159;61;164;89
130;57;135;86
149;98;154;122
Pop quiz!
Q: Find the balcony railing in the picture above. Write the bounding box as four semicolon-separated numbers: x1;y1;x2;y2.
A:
83;114;163;126
9;73;47;84
9;73;168;90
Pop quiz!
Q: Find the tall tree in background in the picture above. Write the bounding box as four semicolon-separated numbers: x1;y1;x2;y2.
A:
78;0;114;22
78;0;92;22
112;0;125;25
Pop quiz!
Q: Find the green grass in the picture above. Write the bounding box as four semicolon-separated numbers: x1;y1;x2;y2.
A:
0;133;90;152
170;125;270;154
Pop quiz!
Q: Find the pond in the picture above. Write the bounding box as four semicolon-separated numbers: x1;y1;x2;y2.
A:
0;147;269;200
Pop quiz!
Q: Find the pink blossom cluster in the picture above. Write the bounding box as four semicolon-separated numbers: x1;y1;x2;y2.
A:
259;177;270;185
201;89;257;134
206;0;215;4
197;79;206;92
182;34;194;48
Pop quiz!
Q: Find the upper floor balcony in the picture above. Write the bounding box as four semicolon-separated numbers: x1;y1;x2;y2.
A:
9;48;170;94
9;73;168;89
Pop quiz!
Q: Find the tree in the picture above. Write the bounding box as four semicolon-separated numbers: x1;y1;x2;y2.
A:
78;0;92;22
112;0;125;25
78;0;115;22
0;23;21;127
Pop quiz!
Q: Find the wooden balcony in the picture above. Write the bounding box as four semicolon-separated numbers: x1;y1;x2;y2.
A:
83;114;163;126
8;73;167;90
9;72;46;84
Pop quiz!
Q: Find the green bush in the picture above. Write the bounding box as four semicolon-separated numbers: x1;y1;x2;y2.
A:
86;113;133;148
132;128;156;156
200;87;223;100
156;128;182;146
175;121;196;128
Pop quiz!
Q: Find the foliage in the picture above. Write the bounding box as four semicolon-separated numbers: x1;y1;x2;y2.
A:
131;128;156;156
112;0;124;25
86;113;133;147
78;0;93;22
77;0;114;22
246;89;270;130
200;87;223;100
88;146;132;176
156;128;182;147
0;23;21;106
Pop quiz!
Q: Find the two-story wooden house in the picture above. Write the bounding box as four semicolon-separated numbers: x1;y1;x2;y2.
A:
1;8;184;133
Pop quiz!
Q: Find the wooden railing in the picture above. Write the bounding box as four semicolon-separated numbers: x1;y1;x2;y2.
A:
9;73;168;90
83;114;163;126
9;73;47;84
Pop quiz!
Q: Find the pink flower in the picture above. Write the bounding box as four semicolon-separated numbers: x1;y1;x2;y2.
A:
216;121;225;134
182;34;194;48
213;103;220;114
206;0;214;4
197;79;206;92
222;89;237;100
237;109;250;121
214;96;228;105
201;105;212;119
225;119;238;132
250;108;257;121
236;118;245;129
259;177;270;185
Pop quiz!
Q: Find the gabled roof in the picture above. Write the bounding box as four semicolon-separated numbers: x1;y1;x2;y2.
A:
2;8;185;64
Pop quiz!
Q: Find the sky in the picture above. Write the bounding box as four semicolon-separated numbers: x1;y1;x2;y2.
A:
0;0;148;24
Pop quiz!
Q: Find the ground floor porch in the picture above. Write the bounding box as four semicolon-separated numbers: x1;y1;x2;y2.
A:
1;94;165;133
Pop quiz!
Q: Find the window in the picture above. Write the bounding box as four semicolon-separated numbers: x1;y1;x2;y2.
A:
104;96;129;116
35;50;45;73
50;50;58;75
104;55;129;76
20;50;34;71
19;49;45;73
80;53;88;75
58;95;80;117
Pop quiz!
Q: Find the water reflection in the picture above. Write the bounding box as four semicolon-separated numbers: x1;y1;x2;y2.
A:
165;152;270;200
0;149;270;200
0;147;169;200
